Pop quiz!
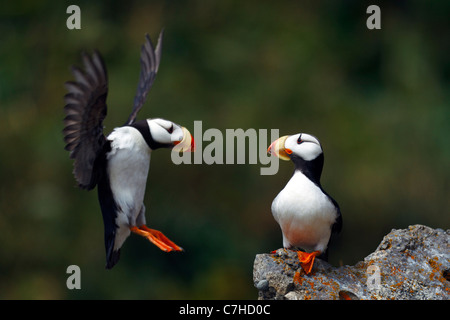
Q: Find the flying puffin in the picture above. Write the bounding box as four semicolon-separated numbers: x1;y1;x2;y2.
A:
268;133;342;274
63;30;195;269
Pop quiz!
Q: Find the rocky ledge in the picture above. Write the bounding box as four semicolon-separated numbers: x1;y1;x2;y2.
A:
253;224;449;300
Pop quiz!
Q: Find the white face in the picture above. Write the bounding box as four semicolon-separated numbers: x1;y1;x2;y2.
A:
147;118;184;145
147;118;194;152
284;133;323;161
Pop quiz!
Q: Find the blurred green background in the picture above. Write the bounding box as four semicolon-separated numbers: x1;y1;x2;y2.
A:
0;0;449;299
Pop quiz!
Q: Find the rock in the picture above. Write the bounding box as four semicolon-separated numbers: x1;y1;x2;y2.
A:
253;225;450;300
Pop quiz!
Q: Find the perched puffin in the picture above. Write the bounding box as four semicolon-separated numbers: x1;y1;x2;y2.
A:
268;133;342;274
63;30;195;269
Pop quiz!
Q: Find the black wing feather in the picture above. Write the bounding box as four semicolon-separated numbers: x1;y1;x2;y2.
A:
63;51;108;190
125;29;164;125
319;192;343;262
331;199;343;235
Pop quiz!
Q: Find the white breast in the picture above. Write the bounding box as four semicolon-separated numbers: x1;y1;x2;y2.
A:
271;170;337;252
106;126;151;225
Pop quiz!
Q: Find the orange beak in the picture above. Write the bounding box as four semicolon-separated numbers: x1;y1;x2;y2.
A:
173;127;195;152
267;135;291;161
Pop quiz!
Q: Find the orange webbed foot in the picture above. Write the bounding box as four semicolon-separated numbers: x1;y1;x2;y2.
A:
297;250;321;274
130;226;184;252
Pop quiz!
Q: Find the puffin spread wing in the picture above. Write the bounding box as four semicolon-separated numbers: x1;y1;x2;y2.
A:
125;29;164;126
63;51;108;190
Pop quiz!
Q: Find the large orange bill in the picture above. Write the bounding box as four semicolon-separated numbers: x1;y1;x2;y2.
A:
173;127;195;152
267;135;291;161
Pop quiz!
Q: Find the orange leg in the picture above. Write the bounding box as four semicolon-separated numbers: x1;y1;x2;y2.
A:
297;250;321;274
130;226;184;252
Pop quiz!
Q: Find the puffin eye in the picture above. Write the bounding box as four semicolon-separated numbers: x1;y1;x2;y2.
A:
167;124;174;134
297;134;303;144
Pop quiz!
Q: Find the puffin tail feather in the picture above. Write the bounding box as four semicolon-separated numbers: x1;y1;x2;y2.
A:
105;247;121;269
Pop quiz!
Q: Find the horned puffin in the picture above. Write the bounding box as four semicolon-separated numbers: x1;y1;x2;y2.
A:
268;133;342;274
63;30;195;269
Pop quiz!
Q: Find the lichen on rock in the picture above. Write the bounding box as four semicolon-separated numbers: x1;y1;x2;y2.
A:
253;225;450;300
